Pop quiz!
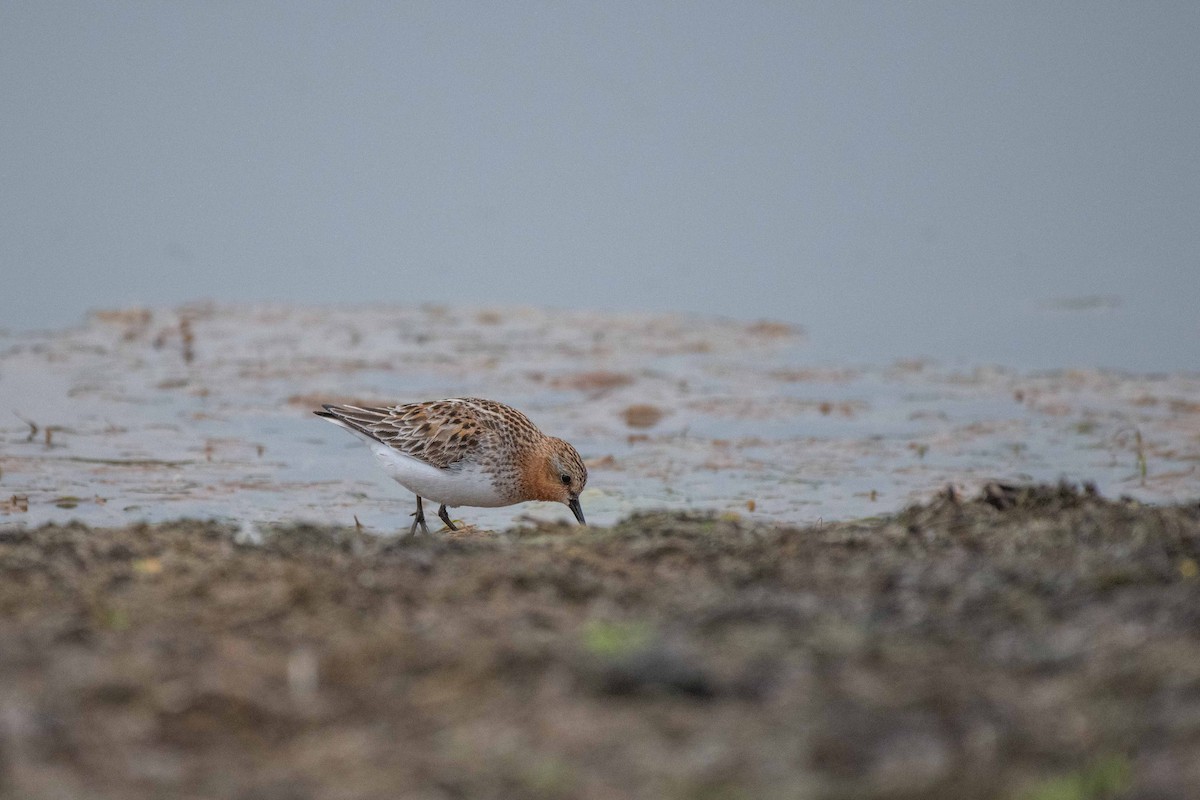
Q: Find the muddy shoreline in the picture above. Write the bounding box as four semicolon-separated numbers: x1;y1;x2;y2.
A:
4;305;1199;531
2;484;1199;799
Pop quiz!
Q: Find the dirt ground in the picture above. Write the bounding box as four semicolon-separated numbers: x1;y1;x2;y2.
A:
1;484;1199;800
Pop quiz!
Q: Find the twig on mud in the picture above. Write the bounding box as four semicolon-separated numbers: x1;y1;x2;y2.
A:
180;316;195;364
44;426;65;448
1135;429;1148;486
13;412;37;442
2;494;29;513
1113;426;1149;487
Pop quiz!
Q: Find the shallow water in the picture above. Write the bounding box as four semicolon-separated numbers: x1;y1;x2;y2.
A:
1;304;1197;533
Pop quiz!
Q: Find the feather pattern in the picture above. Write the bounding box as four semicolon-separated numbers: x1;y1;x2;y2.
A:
316;397;588;531
318;397;541;470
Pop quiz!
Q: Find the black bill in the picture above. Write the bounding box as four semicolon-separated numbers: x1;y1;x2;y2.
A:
568;495;586;525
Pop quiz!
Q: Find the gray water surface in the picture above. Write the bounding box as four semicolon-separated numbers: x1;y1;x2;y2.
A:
2;3;1198;371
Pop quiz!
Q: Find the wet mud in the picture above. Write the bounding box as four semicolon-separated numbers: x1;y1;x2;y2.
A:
2;305;1199;531
2;484;1199;799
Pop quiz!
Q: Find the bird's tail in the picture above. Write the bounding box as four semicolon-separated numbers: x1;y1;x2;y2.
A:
314;404;387;444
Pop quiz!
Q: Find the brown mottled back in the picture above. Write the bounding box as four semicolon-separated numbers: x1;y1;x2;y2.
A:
319;397;542;470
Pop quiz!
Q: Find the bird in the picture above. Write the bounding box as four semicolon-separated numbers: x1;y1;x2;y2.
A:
315;397;587;535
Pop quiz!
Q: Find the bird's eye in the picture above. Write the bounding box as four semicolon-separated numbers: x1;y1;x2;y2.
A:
560;473;571;485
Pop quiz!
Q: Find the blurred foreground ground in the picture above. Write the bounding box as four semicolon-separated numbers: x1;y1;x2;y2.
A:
2;484;1198;799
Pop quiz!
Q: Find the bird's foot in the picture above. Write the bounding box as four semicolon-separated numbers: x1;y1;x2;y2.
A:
436;504;460;532
408;497;431;537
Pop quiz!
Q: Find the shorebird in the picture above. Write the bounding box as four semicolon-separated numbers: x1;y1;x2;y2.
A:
316;397;587;535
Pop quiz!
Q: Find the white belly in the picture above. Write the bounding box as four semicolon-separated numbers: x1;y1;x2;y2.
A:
369;442;510;508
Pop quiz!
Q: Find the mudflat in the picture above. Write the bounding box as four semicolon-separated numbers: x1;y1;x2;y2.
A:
2;484;1198;799
4;305;1198;532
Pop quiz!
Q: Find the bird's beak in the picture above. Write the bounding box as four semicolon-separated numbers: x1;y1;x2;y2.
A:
568;495;586;525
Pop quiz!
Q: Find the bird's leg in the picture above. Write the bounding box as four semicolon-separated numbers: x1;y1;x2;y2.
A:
437;504;459;531
409;496;430;536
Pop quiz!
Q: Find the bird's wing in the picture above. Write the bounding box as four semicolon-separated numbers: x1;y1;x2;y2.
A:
317;399;495;469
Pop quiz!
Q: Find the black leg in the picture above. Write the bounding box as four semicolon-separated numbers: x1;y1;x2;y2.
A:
437;504;459;531
409;496;430;537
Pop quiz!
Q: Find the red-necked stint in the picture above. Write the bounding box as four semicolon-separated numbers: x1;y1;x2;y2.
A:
316;397;587;535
